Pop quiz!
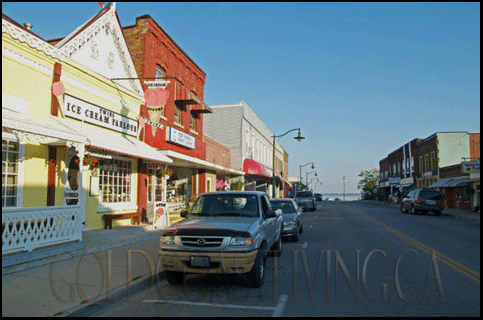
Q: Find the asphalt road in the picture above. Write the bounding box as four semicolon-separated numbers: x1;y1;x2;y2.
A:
90;201;480;317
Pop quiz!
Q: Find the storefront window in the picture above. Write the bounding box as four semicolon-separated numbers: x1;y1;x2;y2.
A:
2;138;19;208
99;158;133;204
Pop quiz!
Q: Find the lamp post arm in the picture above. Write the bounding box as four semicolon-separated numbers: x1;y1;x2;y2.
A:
272;128;301;141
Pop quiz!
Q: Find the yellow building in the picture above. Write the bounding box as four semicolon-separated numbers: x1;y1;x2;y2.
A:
2;4;171;258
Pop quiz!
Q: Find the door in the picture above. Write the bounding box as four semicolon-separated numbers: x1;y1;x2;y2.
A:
147;166;165;223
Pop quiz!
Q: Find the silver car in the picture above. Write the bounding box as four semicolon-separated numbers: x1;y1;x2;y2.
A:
294;190;316;211
270;199;303;241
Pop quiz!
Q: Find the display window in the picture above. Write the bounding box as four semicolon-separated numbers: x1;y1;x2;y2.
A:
98;157;133;205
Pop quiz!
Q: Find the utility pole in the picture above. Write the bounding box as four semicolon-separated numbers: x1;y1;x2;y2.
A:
343;175;346;201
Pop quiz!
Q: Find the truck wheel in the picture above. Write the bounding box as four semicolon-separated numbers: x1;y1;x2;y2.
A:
165;271;184;285
246;249;265;288
411;205;417;215
400;204;407;213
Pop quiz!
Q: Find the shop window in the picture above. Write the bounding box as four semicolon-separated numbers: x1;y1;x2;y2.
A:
99;158;133;204
2;138;19;208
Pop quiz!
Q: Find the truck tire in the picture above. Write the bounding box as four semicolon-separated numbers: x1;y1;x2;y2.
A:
246;248;265;288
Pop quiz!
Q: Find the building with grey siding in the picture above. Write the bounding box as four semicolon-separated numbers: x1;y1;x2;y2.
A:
203;101;287;197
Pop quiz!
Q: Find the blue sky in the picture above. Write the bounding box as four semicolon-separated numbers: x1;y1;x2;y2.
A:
3;2;480;194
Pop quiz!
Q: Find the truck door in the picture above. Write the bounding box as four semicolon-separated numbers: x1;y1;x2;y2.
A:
261;195;277;244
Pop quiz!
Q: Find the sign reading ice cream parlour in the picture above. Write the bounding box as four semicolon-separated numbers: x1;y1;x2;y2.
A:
64;95;138;136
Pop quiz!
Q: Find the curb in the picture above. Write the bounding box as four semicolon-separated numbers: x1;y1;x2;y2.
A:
64;271;167;317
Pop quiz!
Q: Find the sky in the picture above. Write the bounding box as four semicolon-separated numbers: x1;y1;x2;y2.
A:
3;2;480;194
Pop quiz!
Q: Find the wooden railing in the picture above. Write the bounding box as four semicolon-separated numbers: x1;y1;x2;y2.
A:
2;206;82;254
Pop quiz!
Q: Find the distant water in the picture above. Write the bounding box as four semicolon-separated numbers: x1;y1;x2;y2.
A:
322;193;361;201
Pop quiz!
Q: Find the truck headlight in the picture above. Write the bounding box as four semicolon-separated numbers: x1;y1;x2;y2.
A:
160;235;175;246
229;237;253;246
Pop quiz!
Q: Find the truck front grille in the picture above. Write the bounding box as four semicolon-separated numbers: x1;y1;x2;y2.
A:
181;236;224;247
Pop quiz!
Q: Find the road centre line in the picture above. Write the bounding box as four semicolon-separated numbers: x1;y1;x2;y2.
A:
142;295;289;317
345;205;480;285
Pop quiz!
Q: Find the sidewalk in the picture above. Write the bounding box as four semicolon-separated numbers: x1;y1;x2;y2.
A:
363;200;480;222
2;214;182;317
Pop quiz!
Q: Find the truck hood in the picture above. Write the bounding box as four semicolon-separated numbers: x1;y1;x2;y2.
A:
162;216;257;237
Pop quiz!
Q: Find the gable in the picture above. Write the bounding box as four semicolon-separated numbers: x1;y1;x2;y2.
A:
55;3;143;96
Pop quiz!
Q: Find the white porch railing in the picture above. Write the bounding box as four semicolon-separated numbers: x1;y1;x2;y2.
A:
2;206;82;255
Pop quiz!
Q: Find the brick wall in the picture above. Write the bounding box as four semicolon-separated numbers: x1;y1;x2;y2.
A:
204;135;231;168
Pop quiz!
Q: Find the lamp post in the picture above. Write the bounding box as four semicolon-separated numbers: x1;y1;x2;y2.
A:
272;128;304;198
306;171;317;190
299;162;315;190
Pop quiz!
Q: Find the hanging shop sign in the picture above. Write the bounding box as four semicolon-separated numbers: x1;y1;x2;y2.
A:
462;160;480;174
166;126;195;149
64;95;138;136
388;176;401;186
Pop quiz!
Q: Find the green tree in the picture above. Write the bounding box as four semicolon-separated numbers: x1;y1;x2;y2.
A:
357;168;380;193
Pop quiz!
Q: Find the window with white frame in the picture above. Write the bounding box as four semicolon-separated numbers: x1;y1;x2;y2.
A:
99;157;133;204
245;130;250;155
2;138;20;207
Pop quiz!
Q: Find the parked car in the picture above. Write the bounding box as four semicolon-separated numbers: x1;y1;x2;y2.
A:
294;190;316;211
270;199;303;241
314;193;323;201
400;189;444;216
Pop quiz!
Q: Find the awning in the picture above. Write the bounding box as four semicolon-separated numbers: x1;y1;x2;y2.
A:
243;158;282;180
430;176;471;188
159;149;245;176
80;124;172;163
2;108;86;144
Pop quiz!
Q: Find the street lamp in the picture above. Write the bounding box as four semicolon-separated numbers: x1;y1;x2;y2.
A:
299;162;315;190
272;128;304;198
306;171;317;189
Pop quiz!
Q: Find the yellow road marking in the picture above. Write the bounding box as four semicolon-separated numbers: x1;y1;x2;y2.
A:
345;205;480;285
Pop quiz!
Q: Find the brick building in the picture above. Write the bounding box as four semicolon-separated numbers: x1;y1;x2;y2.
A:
122;15;243;218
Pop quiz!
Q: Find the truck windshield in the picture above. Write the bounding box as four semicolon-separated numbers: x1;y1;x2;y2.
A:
190;194;259;218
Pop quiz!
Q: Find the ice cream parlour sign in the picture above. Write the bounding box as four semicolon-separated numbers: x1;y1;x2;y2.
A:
64;95;138;136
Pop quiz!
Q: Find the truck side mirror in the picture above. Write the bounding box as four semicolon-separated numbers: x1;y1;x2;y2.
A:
265;209;277;219
180;210;189;218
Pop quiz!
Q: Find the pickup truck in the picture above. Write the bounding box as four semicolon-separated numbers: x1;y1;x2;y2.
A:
159;191;283;287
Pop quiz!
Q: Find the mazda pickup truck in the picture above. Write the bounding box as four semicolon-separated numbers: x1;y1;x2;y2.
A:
159;191;283;287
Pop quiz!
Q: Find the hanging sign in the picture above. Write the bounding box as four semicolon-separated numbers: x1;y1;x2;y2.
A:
166;126;195;149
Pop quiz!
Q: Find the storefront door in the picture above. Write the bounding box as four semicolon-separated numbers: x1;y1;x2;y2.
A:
147;166;165;223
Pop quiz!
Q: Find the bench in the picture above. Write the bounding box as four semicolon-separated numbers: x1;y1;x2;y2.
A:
102;212;141;229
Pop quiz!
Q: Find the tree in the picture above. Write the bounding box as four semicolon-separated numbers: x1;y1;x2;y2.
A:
357;169;380;193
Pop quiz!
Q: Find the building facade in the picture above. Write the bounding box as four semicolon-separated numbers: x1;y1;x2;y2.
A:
377;131;480;211
378;138;420;201
122;14;243;218
2;4;177;259
203;101;288;198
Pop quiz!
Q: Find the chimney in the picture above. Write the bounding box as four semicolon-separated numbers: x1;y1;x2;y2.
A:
23;23;33;31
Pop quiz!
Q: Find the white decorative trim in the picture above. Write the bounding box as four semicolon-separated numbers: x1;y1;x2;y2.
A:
2;18;66;61
56;8;143;95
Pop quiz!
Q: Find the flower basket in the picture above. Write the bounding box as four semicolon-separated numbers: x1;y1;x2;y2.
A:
157;168;173;178
81;153;98;168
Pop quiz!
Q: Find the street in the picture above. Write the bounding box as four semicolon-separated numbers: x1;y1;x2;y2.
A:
90;201;480;317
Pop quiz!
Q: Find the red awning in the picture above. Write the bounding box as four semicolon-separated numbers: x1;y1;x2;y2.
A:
243;158;282;180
